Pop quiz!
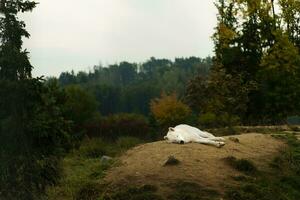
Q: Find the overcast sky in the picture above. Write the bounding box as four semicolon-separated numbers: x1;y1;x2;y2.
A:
21;0;217;77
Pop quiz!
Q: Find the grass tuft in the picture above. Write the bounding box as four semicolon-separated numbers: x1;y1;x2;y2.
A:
75;182;103;200
224;156;257;175
168;181;220;200
103;185;163;200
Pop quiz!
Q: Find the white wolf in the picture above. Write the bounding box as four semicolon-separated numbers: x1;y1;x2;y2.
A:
164;124;225;148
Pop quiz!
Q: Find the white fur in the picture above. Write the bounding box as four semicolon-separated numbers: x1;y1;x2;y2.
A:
164;124;225;148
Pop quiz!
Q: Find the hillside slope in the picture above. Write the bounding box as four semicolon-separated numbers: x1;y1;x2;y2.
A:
103;133;285;196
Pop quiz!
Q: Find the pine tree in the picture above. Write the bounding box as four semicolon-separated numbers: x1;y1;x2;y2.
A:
0;1;71;199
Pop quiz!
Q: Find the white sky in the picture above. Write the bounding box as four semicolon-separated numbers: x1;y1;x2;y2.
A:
21;0;217;77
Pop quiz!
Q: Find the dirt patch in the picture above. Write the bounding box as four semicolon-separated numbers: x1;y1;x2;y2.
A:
103;133;285;195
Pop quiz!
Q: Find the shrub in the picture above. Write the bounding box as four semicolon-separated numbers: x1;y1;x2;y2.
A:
0;79;72;199
85;113;150;141
103;185;163;200
150;93;192;129
116;136;143;150
75;182;103;200
199;112;240;128
199;112;218;128
64;85;99;127
79;138;111;158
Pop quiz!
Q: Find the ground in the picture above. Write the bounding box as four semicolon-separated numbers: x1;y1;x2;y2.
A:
103;133;285;196
47;129;300;200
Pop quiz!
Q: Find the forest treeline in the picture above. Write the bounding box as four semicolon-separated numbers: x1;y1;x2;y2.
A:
56;57;211;115
1;0;300;199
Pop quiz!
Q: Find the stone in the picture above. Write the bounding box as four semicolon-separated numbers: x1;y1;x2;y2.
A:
100;155;113;164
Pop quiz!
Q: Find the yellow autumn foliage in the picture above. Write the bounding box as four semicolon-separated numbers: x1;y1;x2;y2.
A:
150;93;192;128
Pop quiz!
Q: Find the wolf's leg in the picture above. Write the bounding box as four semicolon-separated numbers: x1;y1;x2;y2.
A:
195;138;225;148
209;137;226;142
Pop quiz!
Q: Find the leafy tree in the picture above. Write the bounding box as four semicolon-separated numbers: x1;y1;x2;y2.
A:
150;93;192;130
65;85;99;128
0;1;71;199
259;31;300;123
185;66;254;127
279;0;300;48
197;0;300;124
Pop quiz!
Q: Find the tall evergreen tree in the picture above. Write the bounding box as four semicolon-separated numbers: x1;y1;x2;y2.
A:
0;1;71;199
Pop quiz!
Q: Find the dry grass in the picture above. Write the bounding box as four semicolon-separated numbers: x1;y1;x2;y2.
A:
103;133;285;196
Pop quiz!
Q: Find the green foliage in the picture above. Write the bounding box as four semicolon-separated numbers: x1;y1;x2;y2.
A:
0;0;37;80
46;154;108;200
85;113;150;141
78;136;143;159
65;84;99;126
279;0;300;49
0;2;73;199
46;135;145;200
79;138;112;158
58;57;211;116
74;182;103;200
199;112;240;128
103;185;163;200
185;0;300;125
186;69;249;127
259;31;300;122
116;136;143;151
0;79;72;199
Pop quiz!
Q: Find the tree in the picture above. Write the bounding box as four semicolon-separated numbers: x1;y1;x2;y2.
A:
65;85;98;129
259;31;300;123
279;0;300;49
150;93;192;130
207;0;299;124
0;1;71;199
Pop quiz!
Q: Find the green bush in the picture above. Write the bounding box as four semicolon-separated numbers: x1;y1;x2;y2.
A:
103;185;163;200
199;112;240;128
199;112;218;128
85;113;150;141
79;138;110;158
116;136;143;150
75;182;103;200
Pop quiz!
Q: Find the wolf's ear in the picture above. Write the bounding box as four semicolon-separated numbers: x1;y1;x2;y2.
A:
169;127;175;131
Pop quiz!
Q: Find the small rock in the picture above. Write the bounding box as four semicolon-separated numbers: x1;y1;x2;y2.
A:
229;137;239;143
163;156;180;166
100;155;113;164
